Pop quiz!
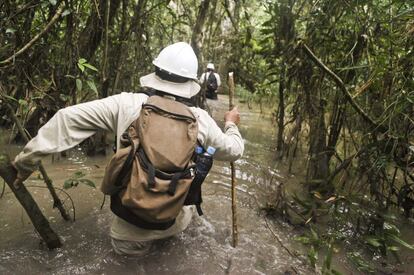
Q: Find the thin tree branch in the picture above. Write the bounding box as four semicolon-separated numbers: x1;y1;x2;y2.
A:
0;3;65;64
300;42;387;133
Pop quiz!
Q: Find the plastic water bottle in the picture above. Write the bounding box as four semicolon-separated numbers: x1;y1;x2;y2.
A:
185;146;215;215
196;146;215;177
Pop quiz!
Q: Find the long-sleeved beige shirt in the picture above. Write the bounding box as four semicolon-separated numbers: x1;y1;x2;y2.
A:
14;92;244;241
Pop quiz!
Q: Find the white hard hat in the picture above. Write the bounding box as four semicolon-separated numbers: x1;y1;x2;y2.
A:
207;63;215;70
140;42;200;98
153;42;198;80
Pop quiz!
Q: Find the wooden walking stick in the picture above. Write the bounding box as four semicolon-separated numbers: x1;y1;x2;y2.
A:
228;72;238;247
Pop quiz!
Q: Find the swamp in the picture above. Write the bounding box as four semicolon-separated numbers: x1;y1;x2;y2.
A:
1;0;414;274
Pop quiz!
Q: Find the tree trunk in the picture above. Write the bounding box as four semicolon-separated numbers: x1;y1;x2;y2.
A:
276;62;286;157
191;0;210;108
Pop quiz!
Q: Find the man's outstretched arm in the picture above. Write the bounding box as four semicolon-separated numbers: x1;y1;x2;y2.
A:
13;93;147;186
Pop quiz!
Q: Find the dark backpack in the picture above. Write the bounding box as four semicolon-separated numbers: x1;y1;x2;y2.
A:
206;72;218;91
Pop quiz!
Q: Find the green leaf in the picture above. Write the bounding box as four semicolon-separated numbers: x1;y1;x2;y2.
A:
387;246;400;252
83;63;98;72
18;99;28;106
77;63;85;72
59;94;69;102
49;0;57;5
324;243;333;270
78;58;87;64
86;80;98;95
76;79;82;92
366;237;382;247
383;222;400;235
386;233;414;250
310;228;319;240
2;94;18;102
73;171;85;179
79;179;96;188
347;252;374;273
294;236;311;244
62;9;71;17
308;246;318;268
63;180;73;189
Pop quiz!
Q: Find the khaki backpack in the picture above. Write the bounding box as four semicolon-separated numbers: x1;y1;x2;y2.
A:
101;95;199;230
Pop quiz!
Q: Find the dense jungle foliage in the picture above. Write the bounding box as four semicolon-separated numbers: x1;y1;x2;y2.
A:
1;0;414;273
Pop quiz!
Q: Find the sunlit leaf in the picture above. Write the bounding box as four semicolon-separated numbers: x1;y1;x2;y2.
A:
366;237;381;247
83;63;98;72
18;99;28;106
383;222;400;235
387;246;400;251
78;58;87;64
77;63;85;72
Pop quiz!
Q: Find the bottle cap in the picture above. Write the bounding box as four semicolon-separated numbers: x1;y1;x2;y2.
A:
206;146;216;155
195;146;204;154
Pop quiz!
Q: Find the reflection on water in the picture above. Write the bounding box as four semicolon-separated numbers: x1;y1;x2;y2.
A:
0;95;314;274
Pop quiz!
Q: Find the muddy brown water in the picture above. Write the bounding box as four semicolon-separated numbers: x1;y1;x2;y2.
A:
0;95;412;274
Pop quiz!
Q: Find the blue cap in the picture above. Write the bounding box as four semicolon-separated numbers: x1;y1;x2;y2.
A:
195;146;204;154
206;146;216;155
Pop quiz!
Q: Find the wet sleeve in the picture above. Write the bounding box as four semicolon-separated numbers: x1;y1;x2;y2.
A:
195;109;244;162
14;94;125;173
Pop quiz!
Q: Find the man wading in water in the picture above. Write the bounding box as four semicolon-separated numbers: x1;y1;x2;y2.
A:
12;42;244;256
200;63;221;100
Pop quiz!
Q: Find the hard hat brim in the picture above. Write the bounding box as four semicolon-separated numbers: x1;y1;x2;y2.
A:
140;73;201;99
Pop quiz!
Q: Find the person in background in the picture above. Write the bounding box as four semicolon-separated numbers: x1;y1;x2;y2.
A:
12;42;243;256
199;63;221;100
